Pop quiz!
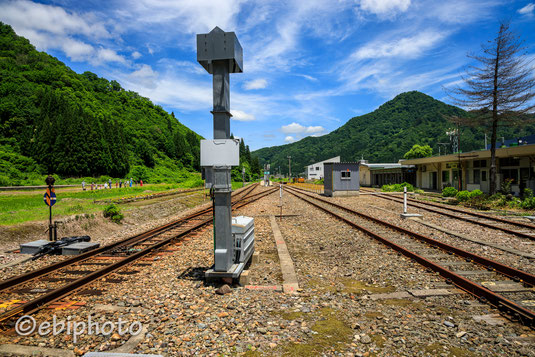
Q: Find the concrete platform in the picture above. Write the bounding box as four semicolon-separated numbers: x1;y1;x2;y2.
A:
270;215;299;294
409;288;463;298
400;213;422;219
62;242;100;255
19;239;49;255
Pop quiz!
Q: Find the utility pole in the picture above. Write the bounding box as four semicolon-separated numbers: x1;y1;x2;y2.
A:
288;156;292;179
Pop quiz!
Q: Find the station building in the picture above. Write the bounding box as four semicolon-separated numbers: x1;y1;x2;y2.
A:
402;143;535;194
306;156;340;180
358;161;416;187
324;162;360;196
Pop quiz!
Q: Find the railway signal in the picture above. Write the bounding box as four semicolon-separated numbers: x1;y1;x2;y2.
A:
44;175;58;241
197;27;254;279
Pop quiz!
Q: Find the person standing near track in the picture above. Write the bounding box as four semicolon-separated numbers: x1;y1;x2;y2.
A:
109;178;112;189
82;180;86;191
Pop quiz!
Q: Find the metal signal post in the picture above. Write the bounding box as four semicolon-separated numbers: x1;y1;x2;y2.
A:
44;175;57;241
197;27;245;276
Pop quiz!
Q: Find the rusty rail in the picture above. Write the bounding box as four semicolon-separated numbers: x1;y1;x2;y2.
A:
0;184;276;324
286;186;535;326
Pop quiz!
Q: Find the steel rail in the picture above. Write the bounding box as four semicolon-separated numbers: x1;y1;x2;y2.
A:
377;191;535;230
370;193;535;240
287;186;535;285
0;183;259;292
0;185;276;324
285;187;535;326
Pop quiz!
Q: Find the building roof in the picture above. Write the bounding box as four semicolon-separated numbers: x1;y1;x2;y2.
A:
486;134;535;150
306;156;340;168
402;143;535;165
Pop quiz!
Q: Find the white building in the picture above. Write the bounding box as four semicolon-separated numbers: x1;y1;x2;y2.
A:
306;156;340;180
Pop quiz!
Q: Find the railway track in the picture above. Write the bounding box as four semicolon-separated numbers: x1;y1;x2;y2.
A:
0;184;276;326
285;185;535;327
360;187;535;241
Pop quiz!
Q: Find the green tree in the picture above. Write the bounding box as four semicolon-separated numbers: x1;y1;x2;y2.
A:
403;144;433;159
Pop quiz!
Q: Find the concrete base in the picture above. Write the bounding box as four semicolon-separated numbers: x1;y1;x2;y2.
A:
325;190;360;197
400;213;422;219
19;239;49;255
62;242;100;255
84;353;162;357
239;270;250;285
252;251;260;264
0;344;74;357
205;262;247;281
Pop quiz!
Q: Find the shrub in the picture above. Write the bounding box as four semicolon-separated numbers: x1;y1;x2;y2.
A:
103;204;124;223
521;197;535;210
381;182;414;192
501;178;514;194
455;190;470;202
442;187;458;197
523;188;533;199
469;189;483;199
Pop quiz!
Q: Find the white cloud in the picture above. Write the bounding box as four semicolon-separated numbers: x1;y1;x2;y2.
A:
353;30;446;60
360;0;411;16
128;64;159;89
281;122;325;135
123;0;244;34
97;48;126;64
243;79;268;90
60;38;94;62
518;3;535;15
231;110;256;121
281;122;306;134
0;0;127;65
0;0;110;40
132;51;142;59
284;136;295;143
296;74;318;81
305;126;325;134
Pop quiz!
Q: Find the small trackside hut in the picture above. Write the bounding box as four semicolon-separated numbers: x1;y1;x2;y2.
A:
323;162;360;197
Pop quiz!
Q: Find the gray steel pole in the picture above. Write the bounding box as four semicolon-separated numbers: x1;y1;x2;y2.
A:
212;60;233;272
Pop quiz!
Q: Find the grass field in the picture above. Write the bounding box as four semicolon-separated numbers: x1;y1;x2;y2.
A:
0;182;254;226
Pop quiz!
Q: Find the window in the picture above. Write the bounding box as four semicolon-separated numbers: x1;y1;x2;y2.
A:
473;160;486;168
341;171;351;179
501;168;518;183
316;166;320;171
442;170;450;183
473;169;480;184
481;171;487;182
499;158;520;167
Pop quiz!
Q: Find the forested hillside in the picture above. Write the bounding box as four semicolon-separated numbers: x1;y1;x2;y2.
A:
254;91;535;175
0;22;202;185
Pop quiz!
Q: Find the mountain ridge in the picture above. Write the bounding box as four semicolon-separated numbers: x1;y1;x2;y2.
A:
253;91;535;175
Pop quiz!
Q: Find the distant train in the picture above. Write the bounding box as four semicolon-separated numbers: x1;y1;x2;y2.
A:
292;177;305;183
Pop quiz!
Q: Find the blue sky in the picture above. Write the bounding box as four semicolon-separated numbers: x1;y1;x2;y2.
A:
0;0;534;150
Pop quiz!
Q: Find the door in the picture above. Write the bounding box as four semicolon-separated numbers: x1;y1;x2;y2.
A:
431;172;437;190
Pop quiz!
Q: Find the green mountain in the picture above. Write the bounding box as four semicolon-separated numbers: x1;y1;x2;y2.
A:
253;91;535;175
0;22;202;185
